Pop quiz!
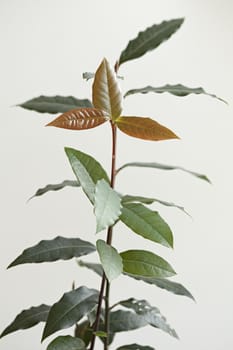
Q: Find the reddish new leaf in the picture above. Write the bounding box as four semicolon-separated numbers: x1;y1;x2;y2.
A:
92;58;122;120
46;108;109;130
115;116;179;141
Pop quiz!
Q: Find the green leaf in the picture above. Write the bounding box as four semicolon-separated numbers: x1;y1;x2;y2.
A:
124;84;227;103
94;179;122;232
46;335;86;350
74;321;92;347
93;331;107;338
46;108;109;130
0;304;50;338
120;250;176;278
117;161;211;183
83;72;95;81
42;286;98;341
92;58;122;120
116;344;154;350
125;274;194;300
18;96;93;114
29;180;80;200
120;202;173;248
77;260;103;277
96;240;123;283
8;236;96;268
119;18;184;65
109;310;147;332
122;194;188;215
65;147;109;203
115;116;179;141
120;298;178;338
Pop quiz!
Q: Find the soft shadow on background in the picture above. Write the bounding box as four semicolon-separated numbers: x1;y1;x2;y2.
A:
0;1;232;349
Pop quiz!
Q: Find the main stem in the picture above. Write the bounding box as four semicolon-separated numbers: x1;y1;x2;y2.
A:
89;122;117;350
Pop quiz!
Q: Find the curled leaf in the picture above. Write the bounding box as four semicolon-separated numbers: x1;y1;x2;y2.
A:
46;108;108;130
115;116;179;141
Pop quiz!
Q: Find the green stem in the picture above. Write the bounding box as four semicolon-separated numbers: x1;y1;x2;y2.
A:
89;122;117;350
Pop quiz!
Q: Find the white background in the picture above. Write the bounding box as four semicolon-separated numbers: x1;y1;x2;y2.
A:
0;1;232;349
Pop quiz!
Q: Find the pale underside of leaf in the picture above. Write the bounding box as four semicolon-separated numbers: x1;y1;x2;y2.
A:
65;147;109;203
119;18;184;65
8;236;96;267
120;249;176;278
29;180;80;200
46;108;109;130
117;161;211;183
92;58;122;120
124;84;227;103
120;298;178;338
96;240;123;282
42;286;99;340
120;202;173;248
94;179;122;232
18;95;93;114
46;335;86;350
0;304;50;338
116;116;179;141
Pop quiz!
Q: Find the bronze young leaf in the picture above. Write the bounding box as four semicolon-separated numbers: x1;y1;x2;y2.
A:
46;107;109;130
115;116;179;141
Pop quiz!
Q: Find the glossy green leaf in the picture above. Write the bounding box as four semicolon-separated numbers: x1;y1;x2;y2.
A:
77;260;103;277
109;310;147;332
116;344;154;350
8;236;95;268
0;304;50;338
122;194;188;215
92;58;122;120
124;84;227;103
117;161;211;183
120;202;173;248
125;274;194;300
120;298;178;338
46;335;86;350
94;179;122;232
96;240;123;282
83;72;95;81
119;18;184;65
18;96;92;114
120;250;176;278
65;147;109;203
47;108;108;130
116;116;179;141
29;180;80;200
42;286;98;341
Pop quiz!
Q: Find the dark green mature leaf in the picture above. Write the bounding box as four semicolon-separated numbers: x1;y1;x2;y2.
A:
116;344;154;350
125;274;194;300
42;286;99;341
117;161;211;183
124;84;227;103
116;116;179;141
47;108;109;130
120;202;173;248
0;304;50;338
77;260;103;277
109;310;147;332
94;179;122;232
119;18;184;65
122;194;188;215
96;240;123;282
120;298;178;338
29;180;80;199
120;250;176;278
75;320;92;347
18;96;92;114
8;236;96;268
92;58;122;120
65;148;109;203
47;336;86;350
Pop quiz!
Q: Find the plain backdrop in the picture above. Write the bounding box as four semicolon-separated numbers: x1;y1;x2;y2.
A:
0;1;232;349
